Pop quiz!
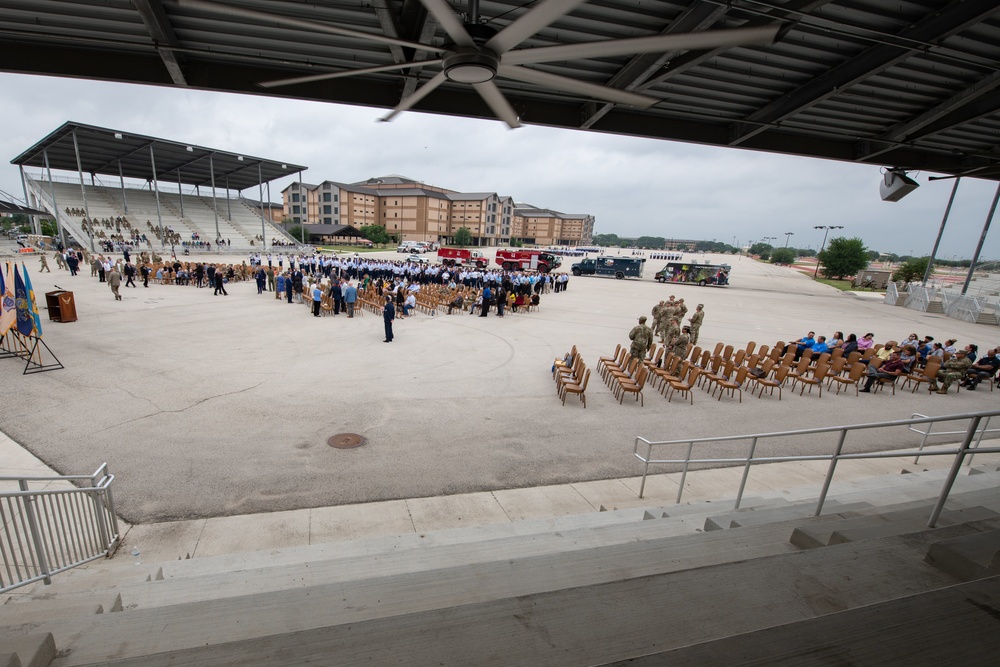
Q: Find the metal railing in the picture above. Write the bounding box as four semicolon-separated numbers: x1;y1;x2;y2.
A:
903;284;938;312
883;280;899;305
1;464;120;594
633;410;1000;528
941;291;985;323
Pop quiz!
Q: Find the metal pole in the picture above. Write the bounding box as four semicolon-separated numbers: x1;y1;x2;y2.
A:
735;437;759;509
961;182;1000;295
71;129;96;253
42;149;67;249
18;165;40;237
149;145;166;250
258;164;266;248
177;170;184;218
209;154;220;242
19;479;53;585
815;429;848;516
813;228;829;278
922;178;960;285
928;416;982;527
225;177;232;221
267;181;272;246
118;160;128;214
676;441;695;504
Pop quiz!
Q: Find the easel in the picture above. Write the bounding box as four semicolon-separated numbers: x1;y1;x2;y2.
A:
0;329;64;374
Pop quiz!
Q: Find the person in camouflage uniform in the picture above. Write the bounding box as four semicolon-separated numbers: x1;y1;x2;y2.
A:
676;298;688;321
664;317;681;349
930;350;972;393
688;304;705;344
672;326;692;359
629;316;654;361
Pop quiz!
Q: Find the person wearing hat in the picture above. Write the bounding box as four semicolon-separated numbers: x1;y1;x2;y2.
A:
629;315;654;361
688;304;705;344
383;294;396;343
672;326;692;359
930;349;972;393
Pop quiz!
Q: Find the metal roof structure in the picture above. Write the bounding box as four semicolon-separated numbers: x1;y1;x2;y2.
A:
2;1;1000;180
10;122;307;191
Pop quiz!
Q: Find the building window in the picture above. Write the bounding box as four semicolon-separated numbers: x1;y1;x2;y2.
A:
291;193;299;202
323;193;332;202
334;207;338;214
324;205;332;214
292;205;300;214
334;194;338;202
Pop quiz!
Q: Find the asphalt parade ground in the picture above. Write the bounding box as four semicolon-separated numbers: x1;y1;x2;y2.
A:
2;249;997;526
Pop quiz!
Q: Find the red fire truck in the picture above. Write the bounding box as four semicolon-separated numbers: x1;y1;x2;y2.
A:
436;247;489;268
495;249;563;273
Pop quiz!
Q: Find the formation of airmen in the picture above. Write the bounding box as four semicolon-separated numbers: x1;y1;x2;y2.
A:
629;296;708;362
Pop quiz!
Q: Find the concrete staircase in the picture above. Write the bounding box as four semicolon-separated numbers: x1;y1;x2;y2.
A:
3;467;1000;666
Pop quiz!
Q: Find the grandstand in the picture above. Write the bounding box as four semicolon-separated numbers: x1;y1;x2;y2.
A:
12;121;305;252
26;176;295;252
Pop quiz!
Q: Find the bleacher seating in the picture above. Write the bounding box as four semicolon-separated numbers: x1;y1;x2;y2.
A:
2;460;999;665
26;179;294;251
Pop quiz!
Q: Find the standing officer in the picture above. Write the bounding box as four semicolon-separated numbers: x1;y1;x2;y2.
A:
629;315;653;361
688;304;705;344
383;295;396;342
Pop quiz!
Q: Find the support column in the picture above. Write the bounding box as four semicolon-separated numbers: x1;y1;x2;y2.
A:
18;165;40;237
922;178;960;286
72;129;96;253
258;165;267;248
209;154;220;242
118;161;128;214
42;148;67;249
225;177;232;221
149;145;166;251
177;170;185;218
961;183;1000;295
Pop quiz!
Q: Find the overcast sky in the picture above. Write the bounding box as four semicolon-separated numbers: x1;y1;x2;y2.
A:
0;72;997;259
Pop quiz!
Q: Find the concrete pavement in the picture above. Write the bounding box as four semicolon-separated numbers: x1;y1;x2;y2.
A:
2;247;999;529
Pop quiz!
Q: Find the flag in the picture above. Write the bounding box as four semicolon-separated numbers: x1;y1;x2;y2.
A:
22;264;42;338
14;263;33;336
0;262;15;335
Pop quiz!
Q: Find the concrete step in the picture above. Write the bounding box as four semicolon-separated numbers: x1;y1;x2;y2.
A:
704;500;874;531
0;594;121;624
650;496;791;520
608;575;1000;666
926;527;1000;581
0;633;55;667
791;506;1000;549
6;524;978;666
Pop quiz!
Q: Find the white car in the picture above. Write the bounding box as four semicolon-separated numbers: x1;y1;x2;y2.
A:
406;254;428;264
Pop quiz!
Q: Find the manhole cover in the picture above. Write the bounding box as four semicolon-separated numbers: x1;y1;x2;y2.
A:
327;433;367;449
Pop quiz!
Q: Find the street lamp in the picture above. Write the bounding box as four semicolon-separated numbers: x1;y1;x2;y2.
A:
784;232;794;248
813;225;844;277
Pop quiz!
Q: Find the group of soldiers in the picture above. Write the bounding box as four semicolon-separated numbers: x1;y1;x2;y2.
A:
628;297;707;362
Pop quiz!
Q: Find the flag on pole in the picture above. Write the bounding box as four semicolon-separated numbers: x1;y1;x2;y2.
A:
0;262;16;335
14;263;33;336
22;264;42;338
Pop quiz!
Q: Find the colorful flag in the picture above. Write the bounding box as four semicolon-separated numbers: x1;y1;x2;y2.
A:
0;262;15;335
22;264;42;338
14;263;33;336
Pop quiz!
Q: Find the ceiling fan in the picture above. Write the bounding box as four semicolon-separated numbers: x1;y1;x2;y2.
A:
180;0;788;128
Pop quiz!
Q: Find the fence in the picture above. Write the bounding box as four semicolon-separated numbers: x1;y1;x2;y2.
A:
884;280;899;305
1;463;120;593
903;284;937;312
941;291;985;323
633;410;1000;528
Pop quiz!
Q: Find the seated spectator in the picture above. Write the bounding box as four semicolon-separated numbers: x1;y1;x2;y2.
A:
901;333;920;349
469;294;483;315
808;335;830;356
899;345;918;373
841;333;859;356
447;295;464;314
874;340;897;362
828;331;844;349
783;331;816;360
857;333;875;351
963;343;979;364
860;352;907;392
928;342;946;361
402;293;416;317
944;339;958;354
961;349;1000;389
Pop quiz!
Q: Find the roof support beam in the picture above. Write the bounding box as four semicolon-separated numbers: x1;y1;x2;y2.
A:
580;0;727;130
132;0;188;86
856;70;1000;161
637;0;834;92
728;0;1000;146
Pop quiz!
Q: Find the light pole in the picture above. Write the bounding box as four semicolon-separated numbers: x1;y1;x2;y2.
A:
813;225;843;277
784;232;794;248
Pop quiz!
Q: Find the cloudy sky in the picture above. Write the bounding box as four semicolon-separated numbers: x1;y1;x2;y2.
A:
0;72;997;259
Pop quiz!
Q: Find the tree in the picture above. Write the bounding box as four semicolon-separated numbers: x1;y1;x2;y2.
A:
676;243;689;252
286;224;308;243
770;247;796;265
749;242;772;259
40;219;58;237
817;236;869;279
453;227;473;246
592;233;620;246
795;248;816;257
359;224;391;246
635;236;666;249
892;256;931;284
